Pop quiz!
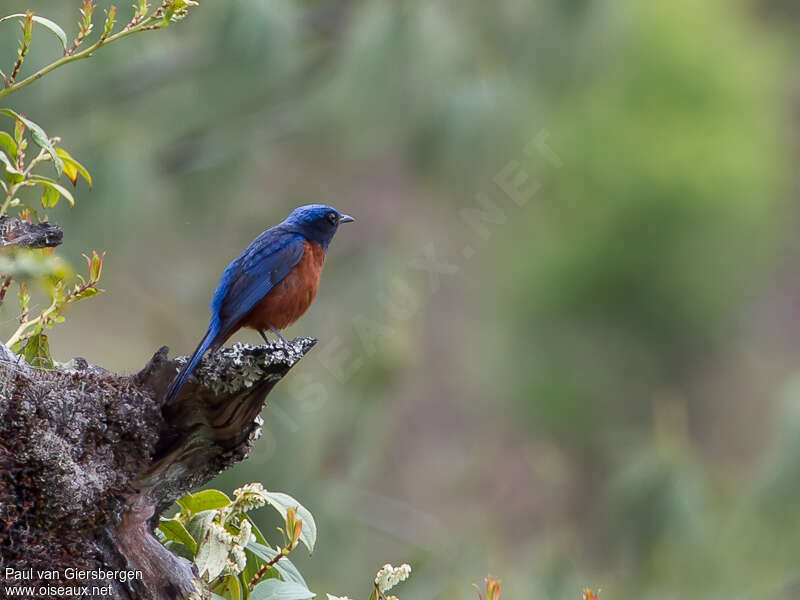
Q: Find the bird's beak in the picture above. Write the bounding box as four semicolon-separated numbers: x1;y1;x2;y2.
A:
339;214;355;224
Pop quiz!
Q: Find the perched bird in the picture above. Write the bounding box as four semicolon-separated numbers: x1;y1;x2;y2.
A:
165;204;355;402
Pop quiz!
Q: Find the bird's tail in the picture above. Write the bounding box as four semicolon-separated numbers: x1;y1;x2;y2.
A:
165;326;219;403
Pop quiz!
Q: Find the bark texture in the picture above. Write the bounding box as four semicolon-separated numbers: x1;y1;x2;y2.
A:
0;216;63;248
0;338;315;600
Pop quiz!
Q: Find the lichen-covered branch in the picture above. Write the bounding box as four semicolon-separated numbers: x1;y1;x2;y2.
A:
0;216;62;248
0;338;315;600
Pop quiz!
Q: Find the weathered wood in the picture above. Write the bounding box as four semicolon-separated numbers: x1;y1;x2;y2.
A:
0;216;63;248
0;338;315;599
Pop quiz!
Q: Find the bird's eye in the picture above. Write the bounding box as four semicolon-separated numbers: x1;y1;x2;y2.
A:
327;212;338;224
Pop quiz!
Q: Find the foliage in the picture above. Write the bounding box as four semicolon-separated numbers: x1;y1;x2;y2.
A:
474;575;501;600
157;483;315;600
6;250;104;363
158;483;414;600
0;1;198;365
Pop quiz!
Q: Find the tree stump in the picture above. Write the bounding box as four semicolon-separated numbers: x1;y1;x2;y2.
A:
0;338;315;600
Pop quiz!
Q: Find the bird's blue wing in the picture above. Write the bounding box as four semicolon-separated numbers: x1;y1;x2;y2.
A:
213;229;306;339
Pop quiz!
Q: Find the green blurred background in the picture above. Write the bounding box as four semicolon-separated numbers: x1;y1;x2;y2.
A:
2;0;800;598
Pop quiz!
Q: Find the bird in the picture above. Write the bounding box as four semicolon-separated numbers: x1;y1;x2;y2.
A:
164;204;355;402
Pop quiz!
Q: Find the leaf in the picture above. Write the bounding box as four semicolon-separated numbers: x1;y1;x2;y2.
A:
173;0;200;10
185;509;216;543
250;580;315;600
263;492;317;553
241;519;275;589
178;489;232;516
158;517;197;555
28;175;74;207
0;150;23;183
195;529;230;581
21;332;53;369
13;119;24;144
249;519;269;546
60;160;77;186
163;540;194;561
245;542;307;588
17;281;29;313
102;6;116;36
0;109;62;176
70;285;101;300
40;184;59;208
216;575;242;600
83;250;104;281
0;14;68;51
55;147;92;187
0;132;17;159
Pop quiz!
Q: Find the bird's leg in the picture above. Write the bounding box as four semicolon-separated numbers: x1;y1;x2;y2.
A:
258;330;271;345
269;326;289;346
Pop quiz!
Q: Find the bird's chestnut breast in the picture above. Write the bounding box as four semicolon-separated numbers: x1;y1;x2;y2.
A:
243;240;326;331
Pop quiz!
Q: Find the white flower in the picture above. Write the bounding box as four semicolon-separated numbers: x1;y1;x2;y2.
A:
374;563;411;593
209;521;234;545
237;518;254;546
231;545;247;572
233;482;268;510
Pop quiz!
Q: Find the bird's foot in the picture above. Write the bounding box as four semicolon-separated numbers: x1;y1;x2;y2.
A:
269;326;289;346
259;328;289;347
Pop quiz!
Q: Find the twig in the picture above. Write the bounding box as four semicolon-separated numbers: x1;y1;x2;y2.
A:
0;8;168;101
247;549;288;588
0;275;12;309
8;13;33;86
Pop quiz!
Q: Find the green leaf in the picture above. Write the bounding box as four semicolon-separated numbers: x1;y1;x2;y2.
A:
0;150;23;183
241;519;276;591
250;580;315;600
186;509;216;543
216;575;242;600
0;109;62;176
178;489;232;516
0;14;68;51
28;175;74;207
55;147;92;188
245;543;307;588
263;492;317;553
40;184;59;208
0;132;17;159
13;119;24;145
70;286;101;300
164;540;194;561
158;518;197;555
21;332;53;369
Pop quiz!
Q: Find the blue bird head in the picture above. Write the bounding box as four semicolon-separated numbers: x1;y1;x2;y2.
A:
283;204;355;249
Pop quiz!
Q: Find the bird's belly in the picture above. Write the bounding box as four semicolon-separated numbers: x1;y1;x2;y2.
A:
243;241;326;331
